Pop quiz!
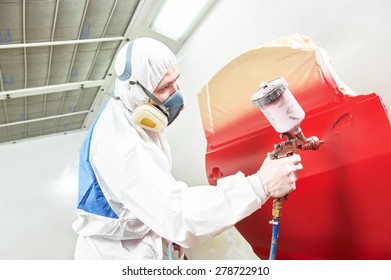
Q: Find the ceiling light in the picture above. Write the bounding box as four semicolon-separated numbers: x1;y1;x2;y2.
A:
149;0;213;42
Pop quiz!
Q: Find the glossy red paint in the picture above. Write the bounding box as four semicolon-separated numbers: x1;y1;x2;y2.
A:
206;92;391;260
198;36;391;259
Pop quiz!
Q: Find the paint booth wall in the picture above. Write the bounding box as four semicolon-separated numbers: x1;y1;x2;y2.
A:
0;132;86;259
167;0;391;186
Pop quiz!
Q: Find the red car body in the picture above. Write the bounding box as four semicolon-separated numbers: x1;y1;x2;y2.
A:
197;35;391;259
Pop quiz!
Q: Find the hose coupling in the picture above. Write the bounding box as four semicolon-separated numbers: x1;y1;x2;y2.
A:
272;198;283;218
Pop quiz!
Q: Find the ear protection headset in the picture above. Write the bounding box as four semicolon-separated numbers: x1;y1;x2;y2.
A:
132;102;169;132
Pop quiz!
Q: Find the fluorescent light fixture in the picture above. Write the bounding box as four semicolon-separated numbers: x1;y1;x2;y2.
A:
150;0;213;42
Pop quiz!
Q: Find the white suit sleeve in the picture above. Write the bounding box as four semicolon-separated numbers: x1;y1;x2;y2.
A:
90;107;267;248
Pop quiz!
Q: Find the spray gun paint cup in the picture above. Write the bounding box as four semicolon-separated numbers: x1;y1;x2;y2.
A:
251;77;305;135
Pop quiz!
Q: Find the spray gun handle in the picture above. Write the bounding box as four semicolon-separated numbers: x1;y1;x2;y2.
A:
269;143;297;201
270;134;322;201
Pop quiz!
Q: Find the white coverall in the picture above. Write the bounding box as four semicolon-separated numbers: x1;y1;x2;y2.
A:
72;38;269;259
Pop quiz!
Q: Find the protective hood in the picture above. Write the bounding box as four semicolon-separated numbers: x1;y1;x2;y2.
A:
114;38;177;112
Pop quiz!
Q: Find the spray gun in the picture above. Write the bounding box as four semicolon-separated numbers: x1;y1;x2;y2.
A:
251;77;323;260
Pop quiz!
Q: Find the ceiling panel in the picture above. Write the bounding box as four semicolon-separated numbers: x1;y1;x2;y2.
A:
0;0;140;145
0;0;211;145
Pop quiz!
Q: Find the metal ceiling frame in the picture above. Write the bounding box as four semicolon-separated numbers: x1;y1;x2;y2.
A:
0;0;216;145
0;110;90;129
0;80;105;100
0;0;134;145
0;37;125;50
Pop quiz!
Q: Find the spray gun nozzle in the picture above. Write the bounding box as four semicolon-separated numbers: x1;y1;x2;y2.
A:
300;136;323;150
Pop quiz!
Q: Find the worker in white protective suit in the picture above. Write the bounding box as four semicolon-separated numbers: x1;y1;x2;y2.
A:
72;37;303;260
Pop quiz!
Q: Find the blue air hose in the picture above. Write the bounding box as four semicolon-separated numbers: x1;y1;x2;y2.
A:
167;241;173;260
269;216;280;260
